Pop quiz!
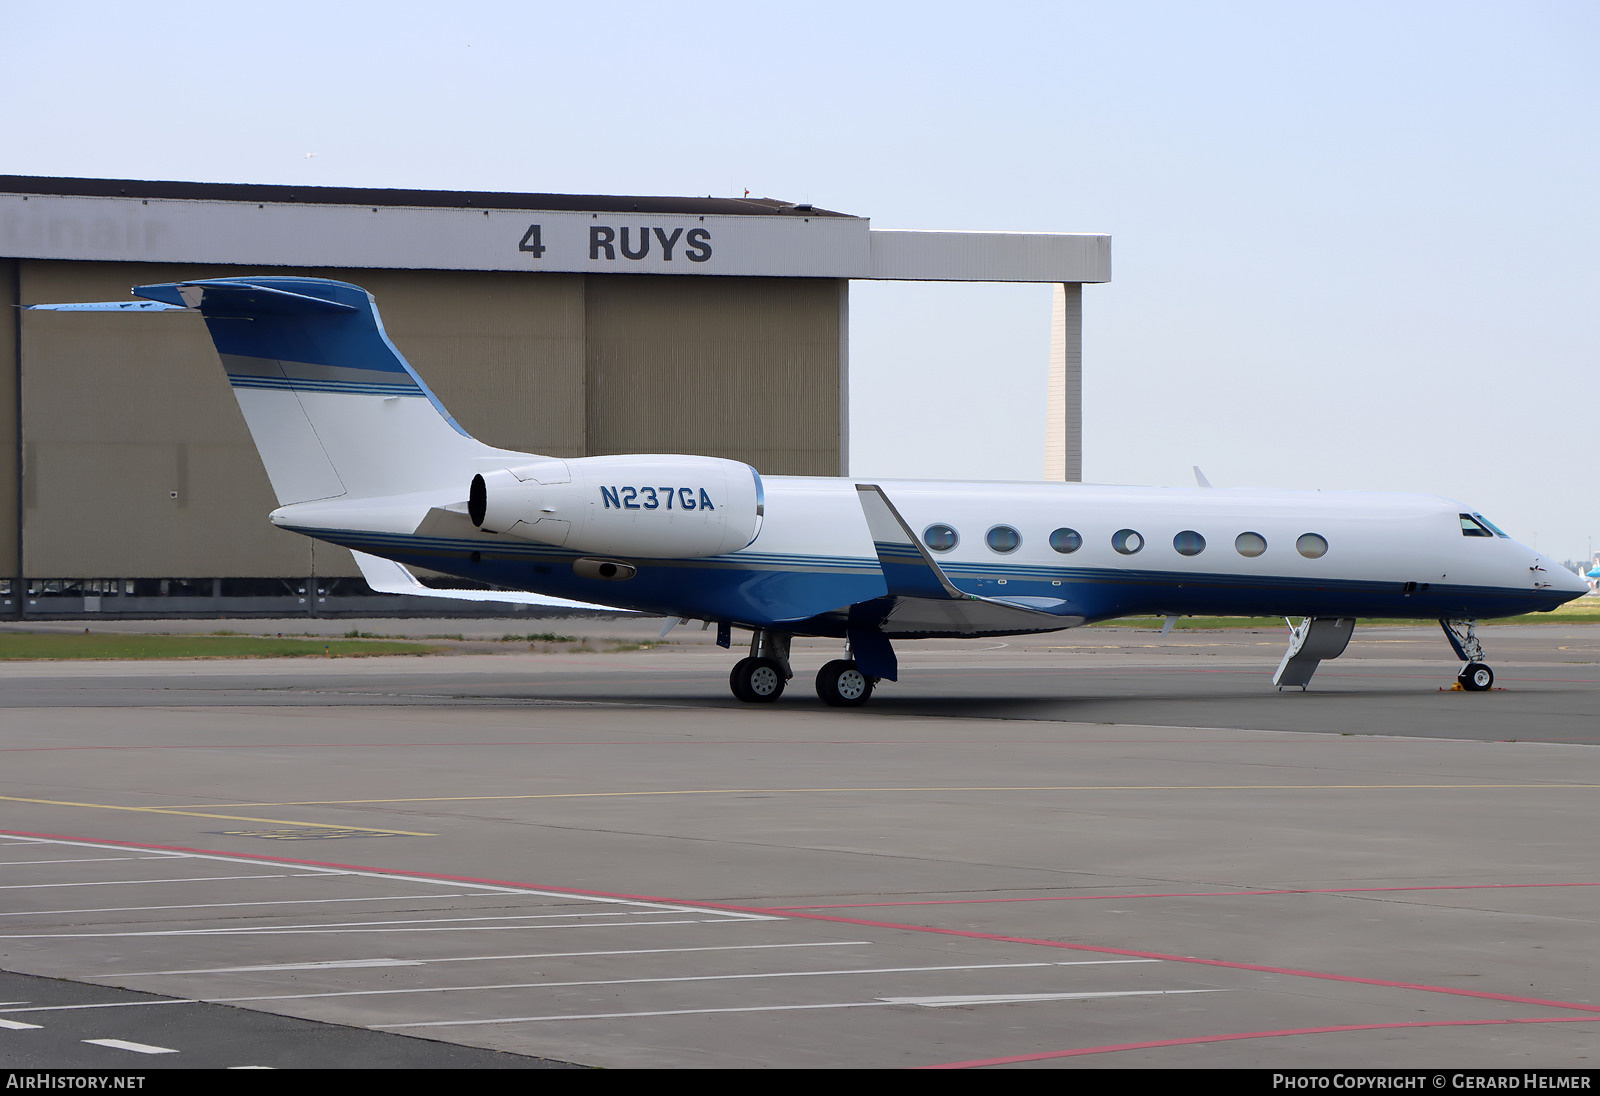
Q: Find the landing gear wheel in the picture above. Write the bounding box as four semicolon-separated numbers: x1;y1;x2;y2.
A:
730;657;786;703
1459;662;1494;691
815;659;874;707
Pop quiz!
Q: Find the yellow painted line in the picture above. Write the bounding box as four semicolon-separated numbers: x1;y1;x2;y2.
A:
173;783;1600;808
0;795;435;837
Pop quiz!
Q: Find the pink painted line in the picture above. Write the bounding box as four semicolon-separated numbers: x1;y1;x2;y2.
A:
919;1015;1600;1068
0;737;1284;753
699;907;1600;1017
9;829;1599;1018
0;740;836;753
771;880;1600;910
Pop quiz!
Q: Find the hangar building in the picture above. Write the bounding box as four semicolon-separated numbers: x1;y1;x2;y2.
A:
0;176;1109;616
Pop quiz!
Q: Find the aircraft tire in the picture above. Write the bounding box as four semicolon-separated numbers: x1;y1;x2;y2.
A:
730;657;786;703
1459;663;1494;691
815;659;874;707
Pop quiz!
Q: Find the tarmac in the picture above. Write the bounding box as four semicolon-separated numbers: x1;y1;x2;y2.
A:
0;616;1596;1069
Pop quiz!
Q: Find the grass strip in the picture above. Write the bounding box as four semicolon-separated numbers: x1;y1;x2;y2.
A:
1093;600;1600;630
0;634;441;660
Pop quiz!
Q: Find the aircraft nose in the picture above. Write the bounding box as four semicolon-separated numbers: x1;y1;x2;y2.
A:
1542;556;1591;597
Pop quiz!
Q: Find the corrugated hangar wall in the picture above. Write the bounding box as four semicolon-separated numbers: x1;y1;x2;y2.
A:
1;261;17;576
8;260;842;581
584;275;842;470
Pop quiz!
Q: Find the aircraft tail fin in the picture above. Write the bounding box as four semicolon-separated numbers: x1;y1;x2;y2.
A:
133;277;504;505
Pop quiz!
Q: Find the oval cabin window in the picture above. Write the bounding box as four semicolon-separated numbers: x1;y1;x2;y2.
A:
1296;533;1329;559
986;525;1021;554
1049;528;1082;553
923;524;959;553
1112;529;1144;555
1235;532;1267;557
1173;530;1206;557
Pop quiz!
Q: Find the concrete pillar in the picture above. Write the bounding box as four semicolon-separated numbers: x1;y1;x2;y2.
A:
1045;282;1082;482
837;280;850;476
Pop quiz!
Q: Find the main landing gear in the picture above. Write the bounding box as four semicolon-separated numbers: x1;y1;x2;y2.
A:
814;659;874;707
729;630;790;703
727;630;879;707
1440;620;1494;691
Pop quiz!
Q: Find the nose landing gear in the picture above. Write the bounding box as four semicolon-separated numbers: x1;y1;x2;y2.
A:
1441;620;1494;691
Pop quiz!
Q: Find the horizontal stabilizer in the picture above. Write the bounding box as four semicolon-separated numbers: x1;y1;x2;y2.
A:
27;281;362;316
25;300;185;312
350;551;633;612
135;279;360;315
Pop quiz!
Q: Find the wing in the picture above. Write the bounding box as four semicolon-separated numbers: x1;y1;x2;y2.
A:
854;484;1085;637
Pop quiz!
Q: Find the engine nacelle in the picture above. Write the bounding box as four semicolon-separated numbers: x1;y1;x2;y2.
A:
469;454;764;559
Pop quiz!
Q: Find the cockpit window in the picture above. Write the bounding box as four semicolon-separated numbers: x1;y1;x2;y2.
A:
1471;513;1509;538
1459;514;1495;538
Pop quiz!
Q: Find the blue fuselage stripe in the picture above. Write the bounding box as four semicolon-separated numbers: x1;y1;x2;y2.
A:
288;526;1570;633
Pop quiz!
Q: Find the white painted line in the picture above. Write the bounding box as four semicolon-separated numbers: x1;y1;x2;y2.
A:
212;960;1159;1004
5;836;767;918
115;940;876;976
882;989;1224;1007
83;1038;178;1054
386;1001;892;1027
182;910;714;929
386;988;1223;1028
0;916;734;938
24;910;721;934
0;856;178;866
0;1018;43;1030
0;893;480;918
180;958;427;974
0;873;325;890
3;1001;194;1014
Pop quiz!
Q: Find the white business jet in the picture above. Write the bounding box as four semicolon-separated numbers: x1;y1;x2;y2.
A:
30;278;1588;705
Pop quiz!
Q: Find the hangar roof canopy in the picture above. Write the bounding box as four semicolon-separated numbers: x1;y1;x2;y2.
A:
0;175;851;218
0;176;1109;284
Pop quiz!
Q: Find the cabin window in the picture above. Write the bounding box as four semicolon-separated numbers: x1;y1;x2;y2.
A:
1459;514;1495;538
1173;530;1206;556
1112;529;1144;555
1049;528;1082;553
1235;532;1267;557
1297;533;1329;559
923;524;959;552
986;525;1021;554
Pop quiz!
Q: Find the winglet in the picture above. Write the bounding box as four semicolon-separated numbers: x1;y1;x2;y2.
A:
855;484;969;600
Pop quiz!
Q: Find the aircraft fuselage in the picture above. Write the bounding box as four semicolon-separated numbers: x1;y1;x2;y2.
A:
285;476;1581;637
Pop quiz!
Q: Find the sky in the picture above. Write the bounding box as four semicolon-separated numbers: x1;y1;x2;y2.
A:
6;1;1597;560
